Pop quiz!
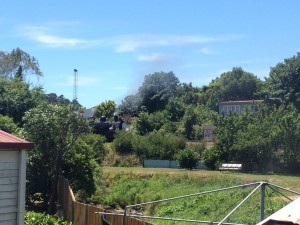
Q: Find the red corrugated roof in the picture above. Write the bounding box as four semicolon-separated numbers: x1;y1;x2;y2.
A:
0;130;34;150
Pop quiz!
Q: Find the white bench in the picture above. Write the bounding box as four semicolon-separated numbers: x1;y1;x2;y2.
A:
219;163;242;172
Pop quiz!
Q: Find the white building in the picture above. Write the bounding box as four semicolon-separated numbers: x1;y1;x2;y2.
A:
0;130;33;225
219;100;263;115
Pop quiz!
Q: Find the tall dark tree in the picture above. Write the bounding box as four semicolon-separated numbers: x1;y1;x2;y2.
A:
46;93;73;106
176;82;201;105
118;94;140;116
138;71;179;113
23;104;91;213
268;52;300;111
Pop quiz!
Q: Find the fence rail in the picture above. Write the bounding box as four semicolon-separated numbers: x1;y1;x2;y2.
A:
57;177;151;225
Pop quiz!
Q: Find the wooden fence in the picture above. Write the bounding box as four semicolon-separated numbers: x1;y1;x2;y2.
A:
57;177;152;225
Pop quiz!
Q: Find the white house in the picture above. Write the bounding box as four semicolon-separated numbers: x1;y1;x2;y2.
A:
219;100;263;115
0;130;33;225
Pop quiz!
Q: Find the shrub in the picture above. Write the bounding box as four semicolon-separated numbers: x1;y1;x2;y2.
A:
79;133;106;162
63;139;100;200
113;131;134;154
25;211;71;225
176;147;200;170
202;147;221;170
133;131;186;160
0;114;18;133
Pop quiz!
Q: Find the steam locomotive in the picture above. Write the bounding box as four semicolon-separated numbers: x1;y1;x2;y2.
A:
89;114;125;142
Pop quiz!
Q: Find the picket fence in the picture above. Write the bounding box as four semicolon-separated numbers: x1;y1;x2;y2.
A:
57;177;152;225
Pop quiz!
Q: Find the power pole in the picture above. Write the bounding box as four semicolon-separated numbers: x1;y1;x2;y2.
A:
73;69;78;101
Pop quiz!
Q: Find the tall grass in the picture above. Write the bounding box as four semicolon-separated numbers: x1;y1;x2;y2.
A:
96;168;300;225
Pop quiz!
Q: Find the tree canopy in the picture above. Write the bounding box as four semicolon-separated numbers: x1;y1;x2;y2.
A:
268;52;300;111
0;77;45;124
208;67;264;102
23;104;93;212
138;71;179;113
93;100;116;119
0;48;42;80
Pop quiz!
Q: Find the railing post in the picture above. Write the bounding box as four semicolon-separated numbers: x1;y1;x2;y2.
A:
122;206;127;225
260;182;266;221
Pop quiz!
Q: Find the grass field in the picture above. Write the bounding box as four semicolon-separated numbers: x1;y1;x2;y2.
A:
99;167;300;225
103;167;300;191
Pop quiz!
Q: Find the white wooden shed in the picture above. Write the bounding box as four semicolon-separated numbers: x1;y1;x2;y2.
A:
0;130;33;225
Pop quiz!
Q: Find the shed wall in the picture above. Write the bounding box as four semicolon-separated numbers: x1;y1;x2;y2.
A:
0;151;19;225
143;160;179;168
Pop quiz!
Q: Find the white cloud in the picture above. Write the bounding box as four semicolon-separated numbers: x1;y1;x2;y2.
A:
113;34;245;53
199;47;218;55
137;53;168;62
35;34;86;47
20;25;86;47
18;23;245;51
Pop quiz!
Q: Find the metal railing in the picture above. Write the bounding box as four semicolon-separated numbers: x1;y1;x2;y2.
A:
97;181;300;225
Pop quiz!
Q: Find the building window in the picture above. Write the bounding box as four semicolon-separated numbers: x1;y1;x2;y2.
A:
223;105;240;114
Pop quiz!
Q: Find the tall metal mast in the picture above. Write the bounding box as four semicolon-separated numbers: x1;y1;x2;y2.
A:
73;69;78;101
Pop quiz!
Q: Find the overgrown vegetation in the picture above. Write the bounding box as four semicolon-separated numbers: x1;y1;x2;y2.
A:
98;168;300;225
25;211;71;225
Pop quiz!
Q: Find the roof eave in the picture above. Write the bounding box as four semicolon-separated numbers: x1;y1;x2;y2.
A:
0;142;34;150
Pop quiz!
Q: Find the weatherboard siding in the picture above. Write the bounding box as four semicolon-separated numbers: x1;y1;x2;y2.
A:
0;151;19;225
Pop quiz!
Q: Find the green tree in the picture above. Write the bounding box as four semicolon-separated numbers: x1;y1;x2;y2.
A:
176;82;201;105
79;133;106;162
0;77;45;124
46;93;72;105
63;139;99;200
268;52;300;111
182;105;199;140
203;67;264;109
165;97;185;121
0;48;42;80
205;112;246;168
93;100;116;119
276;105;300;166
176;147;200;170
138;71;179;113
23;104;91;213
233;113;279;172
0;114;18;133
134;111;167;135
181;105;217;140
118;94;140;116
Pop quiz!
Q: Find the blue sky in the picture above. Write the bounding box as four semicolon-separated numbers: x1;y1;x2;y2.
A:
1;1;300;108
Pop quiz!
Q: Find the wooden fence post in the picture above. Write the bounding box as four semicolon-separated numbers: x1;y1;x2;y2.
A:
57;177;153;225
